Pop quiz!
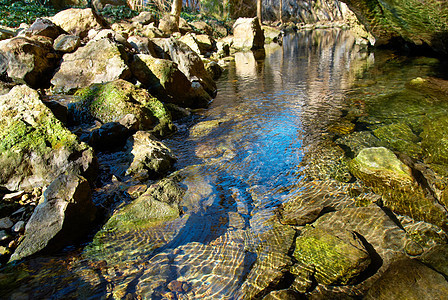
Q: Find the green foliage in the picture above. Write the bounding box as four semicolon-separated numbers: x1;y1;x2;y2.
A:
0;0;58;27
100;5;139;23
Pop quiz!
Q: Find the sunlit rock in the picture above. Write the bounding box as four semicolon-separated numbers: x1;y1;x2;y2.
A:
10;174;95;262
51;38;131;93
232;17;265;51
372;123;422;159
53;34;80;53
50;8;105;38
0;85;96;191
23;18;65;40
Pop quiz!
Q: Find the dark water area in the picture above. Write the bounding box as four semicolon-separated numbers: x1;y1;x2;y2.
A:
3;29;448;299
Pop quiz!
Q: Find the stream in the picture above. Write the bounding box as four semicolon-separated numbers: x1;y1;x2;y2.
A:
3;28;448;299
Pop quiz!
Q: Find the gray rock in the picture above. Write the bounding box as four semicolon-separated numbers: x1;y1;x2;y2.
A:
127;36;157;55
51;38;131;93
232;17;265;51
23;18;65;40
53;34;80;52
150;37;217;97
10;174;96;262
12;221;25;233
0;36;59;88
0;85;97;191
125;131;176;179
0;217;13;229
364;258;448;300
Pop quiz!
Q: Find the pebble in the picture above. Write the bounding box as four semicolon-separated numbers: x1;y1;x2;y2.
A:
0;217;13;229
0;230;11;242
12;221;25;233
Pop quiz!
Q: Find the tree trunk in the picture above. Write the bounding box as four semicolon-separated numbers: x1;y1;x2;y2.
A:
171;0;182;25
257;0;262;25
279;0;283;24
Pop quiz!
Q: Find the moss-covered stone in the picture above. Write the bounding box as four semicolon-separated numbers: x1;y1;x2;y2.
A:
0;85;96;191
421;115;448;165
71;79;176;138
350;147;448;230
293;226;370;285
373;123;422;159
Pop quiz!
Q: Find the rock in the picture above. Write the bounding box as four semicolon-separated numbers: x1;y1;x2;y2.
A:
179;33;202;55
125;131;176;179
263;289;304;300
178;17;194;34
0;230;11;242
12;221;25;233
0;37;59;89
372;123;422;159
150;37;217;97
190;21;213;36
92;0;127;11
127;36;157;55
51;38;131;93
71;79;175;138
419;244;448;278
421;115;448;165
131;11;156;26
232;17;265;51
50;0;88;9
293;226;371;285
407;77;448;102
350;147;448;230
262;26;282;44
0;85;97;191
364;258;448;299
335;131;384;157
53;34;80;52
92;29;129;47
214;41;230;59
50;8;105;39
10;174;96;262
158;15;178;35
23;18;65;40
130;54;211;108
88;122;131;152
340;0;448;54
0;217;13;229
205;61;223;80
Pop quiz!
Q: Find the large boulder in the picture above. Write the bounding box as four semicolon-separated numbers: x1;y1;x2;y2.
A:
232;17;265;51
340;0;448;54
131;54;211;108
151;37;217;97
0;85;97;191
50;8;105;39
71;79;176;138
125;131;176;179
9;174;96;262
51;38;131;93
293;226;371;285
349;147;448;230
0;37;59;89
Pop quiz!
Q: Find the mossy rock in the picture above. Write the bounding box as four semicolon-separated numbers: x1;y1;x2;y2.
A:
350;147;448;230
421;115;448;165
293;226;370;285
335;131;384;157
71;79;176;138
373;122;422;159
0;85;96;191
407;77;448;102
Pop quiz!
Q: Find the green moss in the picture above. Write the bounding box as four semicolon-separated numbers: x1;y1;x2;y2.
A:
373;122;422;159
421;115;448;165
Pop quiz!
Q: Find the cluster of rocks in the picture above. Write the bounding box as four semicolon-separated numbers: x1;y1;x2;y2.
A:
0;4;276;266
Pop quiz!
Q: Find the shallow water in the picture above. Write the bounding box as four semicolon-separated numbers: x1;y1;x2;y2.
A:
3;29;448;299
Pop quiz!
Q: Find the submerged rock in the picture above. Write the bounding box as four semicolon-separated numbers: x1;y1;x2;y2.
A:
421;115;448;166
0;36;59;89
232;17;265;51
350;147;448;230
364;258;448;300
10;174;95;262
0;85;96;191
293;226;371;285
71;79;175;138
51;38;131;93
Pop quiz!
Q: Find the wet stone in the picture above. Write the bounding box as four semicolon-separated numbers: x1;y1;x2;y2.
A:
11;221;25;233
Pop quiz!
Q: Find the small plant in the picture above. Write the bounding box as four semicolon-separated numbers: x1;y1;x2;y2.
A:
0;0;58;27
100;5;139;22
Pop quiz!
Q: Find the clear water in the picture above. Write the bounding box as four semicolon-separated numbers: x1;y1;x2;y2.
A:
2;29;446;299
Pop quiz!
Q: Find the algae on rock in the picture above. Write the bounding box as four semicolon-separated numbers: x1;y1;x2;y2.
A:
71;79;176;138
